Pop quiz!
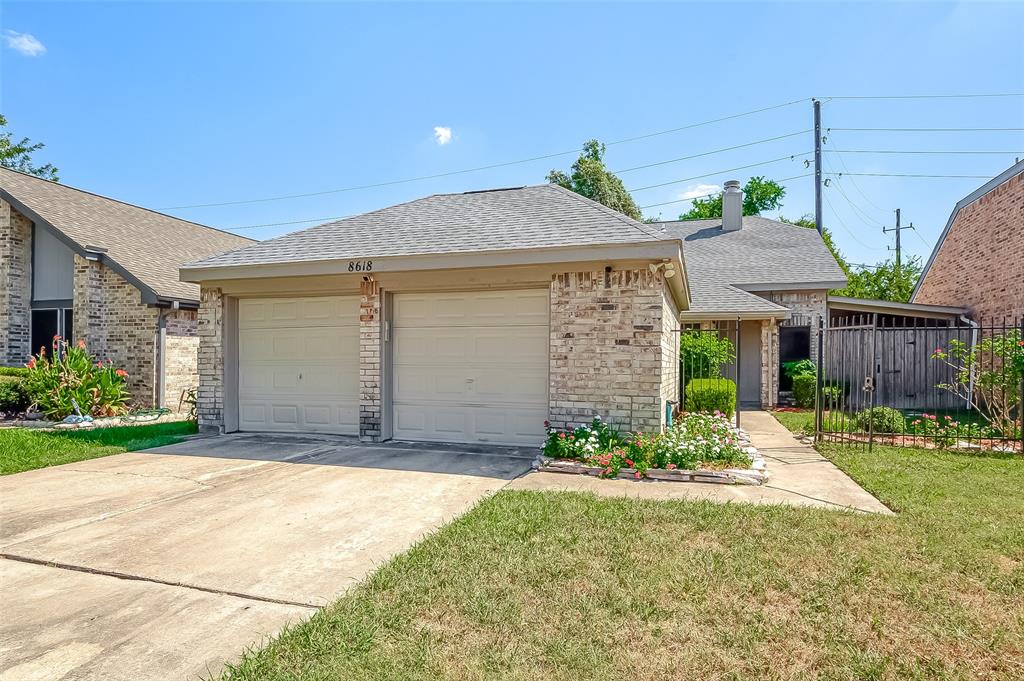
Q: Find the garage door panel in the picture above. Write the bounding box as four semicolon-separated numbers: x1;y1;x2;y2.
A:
238;295;358;436
392;290;547;445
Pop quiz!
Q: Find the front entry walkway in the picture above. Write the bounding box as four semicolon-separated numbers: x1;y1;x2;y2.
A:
509;410;893;515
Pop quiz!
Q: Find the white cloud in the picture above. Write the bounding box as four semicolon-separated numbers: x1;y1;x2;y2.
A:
3;30;46;57
677;183;720;200
433;126;452;145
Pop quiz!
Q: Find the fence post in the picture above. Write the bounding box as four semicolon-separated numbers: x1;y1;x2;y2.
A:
815;316;824;443
868;313;878;453
735;316;741;430
1019;317;1023;454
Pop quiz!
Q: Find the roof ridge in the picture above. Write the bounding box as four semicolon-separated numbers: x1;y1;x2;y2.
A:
0;166;254;243
545;183;669;241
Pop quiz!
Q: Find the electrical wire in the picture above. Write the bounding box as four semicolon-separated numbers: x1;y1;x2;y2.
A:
821;93;1024;100
612;130;810;174
825;172;994;179
825;149;1023;155
823;136;890;215
822;190;885;251
163;98;810;210
637;173;812;210
827;127;1024;132
627;154;811;193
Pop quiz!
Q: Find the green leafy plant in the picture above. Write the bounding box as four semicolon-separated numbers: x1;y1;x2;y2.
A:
684;378;737;417
23;337;131;419
782;359;816;379
680;331;735;380
0;377;30;413
908;413;992;448
855;406;905;434
791;373;817;409
932;330;1023;438
0;366;30;378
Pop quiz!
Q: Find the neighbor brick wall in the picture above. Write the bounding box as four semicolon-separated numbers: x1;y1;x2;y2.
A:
359;279;382;441
0;200;32;366
73;255;159;406
549;268;674;434
162;309;199;411
197;287;225;430
914;171;1024;321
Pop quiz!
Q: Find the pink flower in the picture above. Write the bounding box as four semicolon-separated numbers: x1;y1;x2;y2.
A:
667;463;677;470
96;361;103;368
634;471;642;479
558;432;566;439
76;339;86;349
934;347;942;354
115;369;128;378
53;334;62;341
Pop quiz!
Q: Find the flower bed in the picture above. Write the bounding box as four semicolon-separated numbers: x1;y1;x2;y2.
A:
535;412;768;485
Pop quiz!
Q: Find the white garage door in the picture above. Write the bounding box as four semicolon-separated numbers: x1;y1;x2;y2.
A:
237;296;359;435
392;290;548;446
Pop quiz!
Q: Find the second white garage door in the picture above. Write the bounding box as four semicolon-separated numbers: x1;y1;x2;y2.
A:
237;296;359;435
392;290;548;446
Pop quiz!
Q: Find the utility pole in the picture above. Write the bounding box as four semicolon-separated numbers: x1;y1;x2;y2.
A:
813;99;823;236
883;208;913;268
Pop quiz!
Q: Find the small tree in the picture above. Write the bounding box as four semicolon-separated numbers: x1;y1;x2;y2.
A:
931;330;1023;437
680;176;785;220
0;114;59;180
547;140;643;221
680;330;735;381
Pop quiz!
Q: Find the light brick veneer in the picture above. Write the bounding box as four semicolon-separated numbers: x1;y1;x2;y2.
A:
0;200;32;366
163;309;200;410
549;268;675;434
914;171;1024;321
73;255;160;404
197;287;225;431
359;279;382;441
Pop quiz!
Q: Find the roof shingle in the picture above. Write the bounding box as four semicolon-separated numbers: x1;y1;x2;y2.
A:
187;184;671;268
0;167;253;302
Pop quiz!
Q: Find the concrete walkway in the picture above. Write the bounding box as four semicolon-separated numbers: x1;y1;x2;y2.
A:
509;411;894;515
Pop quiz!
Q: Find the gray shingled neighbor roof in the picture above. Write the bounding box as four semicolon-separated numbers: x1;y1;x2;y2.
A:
187;184;670;269
661;215;847;316
0;167;253;303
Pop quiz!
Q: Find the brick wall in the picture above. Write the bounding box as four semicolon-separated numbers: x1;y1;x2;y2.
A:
73;255;159;406
0;200;32;366
163;309;199;411
660;287;680;415
197;287;225;431
549;268;674;434
359;279;382;441
914;171;1024;321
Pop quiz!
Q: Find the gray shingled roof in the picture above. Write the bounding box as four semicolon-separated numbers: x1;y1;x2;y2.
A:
0;167;253;303
661;216;847;315
187;184;670;268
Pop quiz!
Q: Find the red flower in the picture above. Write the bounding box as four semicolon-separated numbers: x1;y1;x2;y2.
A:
96;361;103;368
558;432;566;439
26;358;35;369
77;339;86;349
115;369;128;377
53;334;61;341
666;463;677;470
634;471;642;479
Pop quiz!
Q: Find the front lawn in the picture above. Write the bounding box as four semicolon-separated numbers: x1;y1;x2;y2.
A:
0;421;198;475
218;443;1024;680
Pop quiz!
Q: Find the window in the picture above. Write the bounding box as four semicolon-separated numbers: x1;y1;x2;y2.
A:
29;307;73;359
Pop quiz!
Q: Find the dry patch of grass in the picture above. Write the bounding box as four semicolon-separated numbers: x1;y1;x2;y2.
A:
219;444;1024;681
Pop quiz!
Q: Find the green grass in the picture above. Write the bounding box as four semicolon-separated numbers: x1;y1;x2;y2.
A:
0;421;198;475
770;408;816;434
217;442;1024;681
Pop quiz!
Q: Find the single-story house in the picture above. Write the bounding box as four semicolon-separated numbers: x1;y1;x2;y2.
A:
911;159;1023;321
0;167;254;408
182;180;846;445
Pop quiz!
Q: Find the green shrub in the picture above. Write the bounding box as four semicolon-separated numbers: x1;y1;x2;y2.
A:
856;406;905;434
0;366;30;378
24;338;130;419
782;359;816;379
680;331;735;380
0;378;30;413
792;374;816;408
684;378;736;417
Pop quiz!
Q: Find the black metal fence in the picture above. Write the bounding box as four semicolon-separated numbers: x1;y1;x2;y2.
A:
815;315;1024;452
680;321;744;428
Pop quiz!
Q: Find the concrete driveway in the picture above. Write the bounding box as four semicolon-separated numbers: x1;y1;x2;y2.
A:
0;434;532;681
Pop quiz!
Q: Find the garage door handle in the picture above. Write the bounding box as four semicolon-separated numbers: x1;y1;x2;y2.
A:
298;373;303;381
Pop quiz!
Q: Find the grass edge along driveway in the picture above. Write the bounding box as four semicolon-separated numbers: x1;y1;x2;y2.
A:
216;436;1024;681
0;421;198;475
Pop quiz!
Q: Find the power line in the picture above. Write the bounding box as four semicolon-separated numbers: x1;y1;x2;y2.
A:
823;138;890;216
826;149;1023;155
825;172;994;179
612;130;809;174
822;93;1024;100
627;153;811;193
822;190;885;251
163;98;810;210
637;173;812;210
827;127;1024;133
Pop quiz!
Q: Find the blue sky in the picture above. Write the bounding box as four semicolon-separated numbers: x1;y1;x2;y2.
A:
2;1;1022;267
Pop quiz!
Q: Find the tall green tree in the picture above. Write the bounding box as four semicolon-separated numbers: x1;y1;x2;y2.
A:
835;258;923;303
0;114;58;181
547;140;642;221
679;176;785;220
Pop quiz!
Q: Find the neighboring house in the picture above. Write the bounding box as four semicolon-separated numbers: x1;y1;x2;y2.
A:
911;159;1024;321
0;167;254;409
181;180;844;445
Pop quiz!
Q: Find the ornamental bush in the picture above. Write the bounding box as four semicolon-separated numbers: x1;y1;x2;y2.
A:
791;374;816;408
680;330;735;380
855;406;905;434
684;378;737;417
23;337;131;419
0;377;30;414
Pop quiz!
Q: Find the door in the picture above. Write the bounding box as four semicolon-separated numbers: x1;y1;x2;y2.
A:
237;296;359;435
391;290;548;445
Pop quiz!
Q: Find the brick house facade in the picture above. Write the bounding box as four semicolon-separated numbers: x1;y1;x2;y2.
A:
912;161;1023;321
0;168;252;411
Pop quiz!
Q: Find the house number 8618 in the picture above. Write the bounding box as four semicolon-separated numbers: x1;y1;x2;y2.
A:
348;260;373;272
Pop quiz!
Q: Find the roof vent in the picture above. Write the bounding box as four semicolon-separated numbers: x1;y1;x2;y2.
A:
722;180;742;231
